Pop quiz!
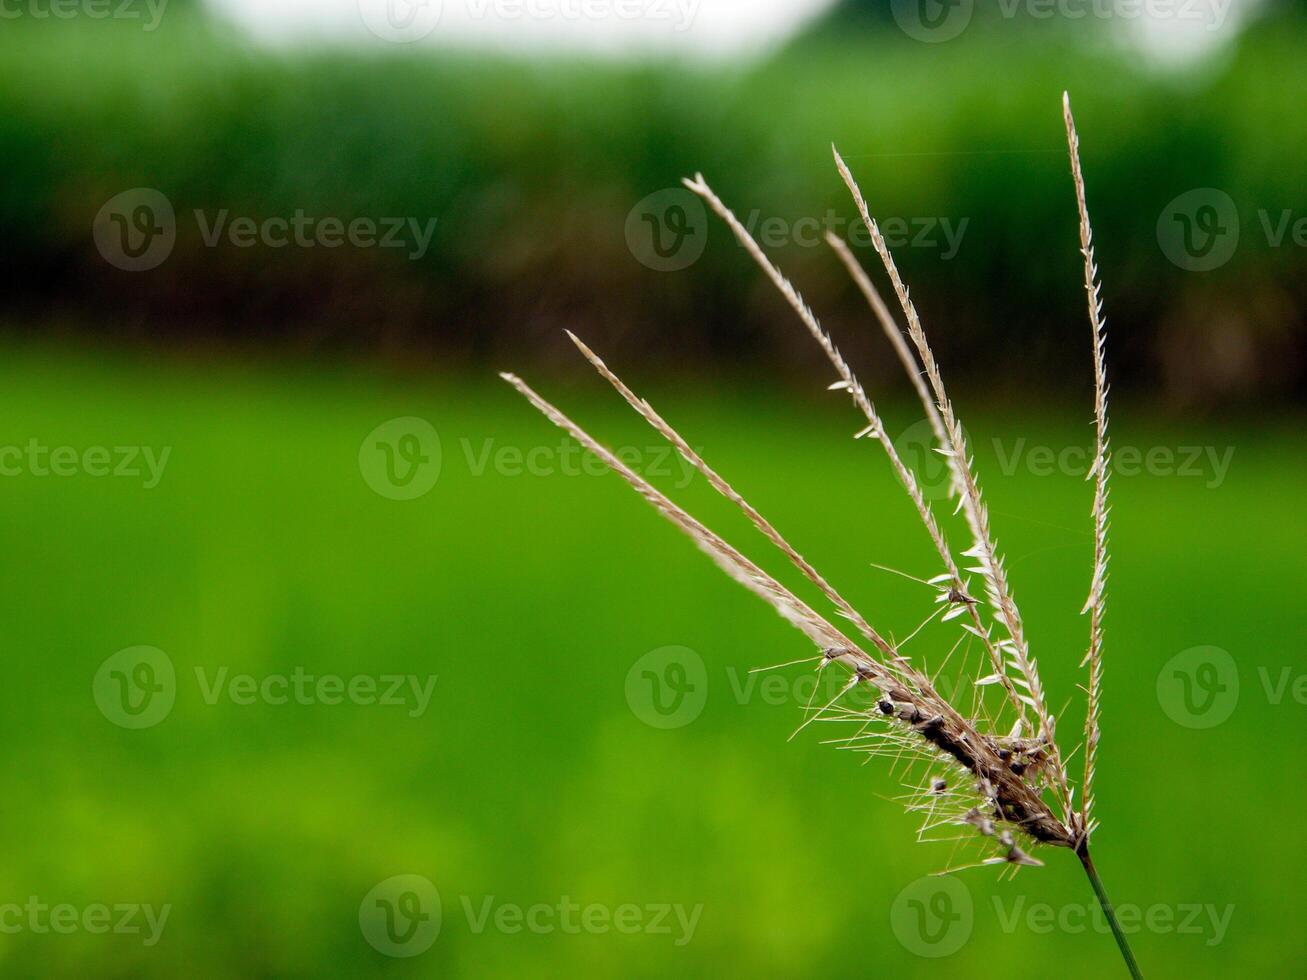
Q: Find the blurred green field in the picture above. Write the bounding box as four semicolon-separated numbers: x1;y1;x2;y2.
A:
0;341;1300;977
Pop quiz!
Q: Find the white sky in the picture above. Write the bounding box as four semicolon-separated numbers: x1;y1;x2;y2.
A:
204;0;1261;63
205;0;841;59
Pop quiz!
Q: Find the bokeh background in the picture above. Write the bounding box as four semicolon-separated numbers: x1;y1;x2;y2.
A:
1;0;1304;976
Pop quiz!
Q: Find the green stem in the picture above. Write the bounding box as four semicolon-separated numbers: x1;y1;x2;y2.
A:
1077;845;1144;980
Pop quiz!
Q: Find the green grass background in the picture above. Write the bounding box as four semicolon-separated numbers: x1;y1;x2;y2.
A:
1;2;1305;976
0;341;1300;976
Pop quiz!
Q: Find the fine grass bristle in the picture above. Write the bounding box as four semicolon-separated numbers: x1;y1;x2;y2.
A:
1064;92;1111;843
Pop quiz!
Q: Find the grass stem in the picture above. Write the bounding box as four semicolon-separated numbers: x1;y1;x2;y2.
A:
1078;845;1144;979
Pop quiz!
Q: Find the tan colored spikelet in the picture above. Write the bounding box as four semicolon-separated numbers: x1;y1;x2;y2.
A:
1064;92;1110;840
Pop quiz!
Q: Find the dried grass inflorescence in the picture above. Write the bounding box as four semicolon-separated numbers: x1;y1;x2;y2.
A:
504;96;1112;875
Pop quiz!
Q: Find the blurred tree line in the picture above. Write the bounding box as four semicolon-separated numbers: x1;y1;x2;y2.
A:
0;3;1303;406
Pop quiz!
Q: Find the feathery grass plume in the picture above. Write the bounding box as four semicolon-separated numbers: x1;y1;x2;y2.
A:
503;94;1142;977
1064;92;1110;845
1062;94;1139;980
